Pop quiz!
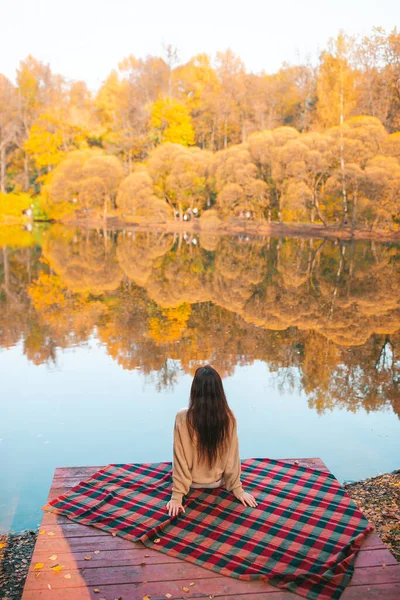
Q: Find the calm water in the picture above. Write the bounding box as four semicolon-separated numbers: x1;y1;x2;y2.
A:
1;225;399;533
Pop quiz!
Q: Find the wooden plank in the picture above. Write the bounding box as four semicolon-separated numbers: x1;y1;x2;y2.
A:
30;548;183;568
22;459;400;600
354;548;399;568
50;458;329;479
23;559;400;591
53;467;103;477
29;547;398;574
21;584;296;600
21;583;400;600
350;564;400;585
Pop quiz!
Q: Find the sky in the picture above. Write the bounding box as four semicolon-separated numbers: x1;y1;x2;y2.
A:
1;0;399;91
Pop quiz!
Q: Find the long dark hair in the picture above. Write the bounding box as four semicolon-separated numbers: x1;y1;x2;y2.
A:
186;365;235;468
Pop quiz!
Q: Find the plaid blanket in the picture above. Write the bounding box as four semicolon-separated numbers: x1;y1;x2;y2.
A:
42;458;373;600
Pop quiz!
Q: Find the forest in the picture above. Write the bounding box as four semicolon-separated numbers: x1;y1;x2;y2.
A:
0;226;399;417
0;29;400;230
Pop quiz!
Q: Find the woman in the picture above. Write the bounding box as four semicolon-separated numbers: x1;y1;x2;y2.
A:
166;365;257;516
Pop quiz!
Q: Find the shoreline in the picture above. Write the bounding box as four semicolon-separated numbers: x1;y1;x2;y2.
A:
1;468;398;599
59;216;400;243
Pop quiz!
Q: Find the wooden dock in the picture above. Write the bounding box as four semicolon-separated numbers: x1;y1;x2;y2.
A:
21;458;400;599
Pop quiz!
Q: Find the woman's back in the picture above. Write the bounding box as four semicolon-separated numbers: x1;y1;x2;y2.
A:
166;365;257;515
173;407;242;494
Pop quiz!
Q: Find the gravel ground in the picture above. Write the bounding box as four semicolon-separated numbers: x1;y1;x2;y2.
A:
1;469;399;599
344;469;400;562
0;528;38;600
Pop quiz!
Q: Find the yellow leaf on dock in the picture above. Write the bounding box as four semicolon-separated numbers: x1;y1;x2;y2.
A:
33;563;44;570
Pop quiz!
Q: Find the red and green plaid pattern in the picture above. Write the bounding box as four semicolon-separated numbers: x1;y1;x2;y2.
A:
43;458;373;600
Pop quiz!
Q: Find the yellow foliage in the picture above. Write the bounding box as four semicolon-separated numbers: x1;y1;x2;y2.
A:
316;35;357;128
0;193;33;218
24;121;66;172
149;304;192;344
150;97;195;146
0;225;35;248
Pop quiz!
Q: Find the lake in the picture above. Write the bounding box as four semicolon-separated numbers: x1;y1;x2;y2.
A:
1;225;399;533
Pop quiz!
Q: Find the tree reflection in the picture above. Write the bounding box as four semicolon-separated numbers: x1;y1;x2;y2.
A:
0;225;399;415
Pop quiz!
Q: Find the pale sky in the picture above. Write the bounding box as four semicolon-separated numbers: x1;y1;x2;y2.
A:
1;0;399;91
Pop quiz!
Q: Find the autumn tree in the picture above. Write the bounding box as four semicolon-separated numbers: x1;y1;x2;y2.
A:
116;171;172;222
147;143;211;219
363;155;400;228
0;75;19;193
247;126;300;221
43;149;124;219
316;34;358;129
16;56;58;190
150;97;195;146
212;145;267;219
173;54;222;149
354;27;400;132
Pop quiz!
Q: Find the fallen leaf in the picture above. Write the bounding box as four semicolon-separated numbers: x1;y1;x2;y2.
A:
35;572;42;579
0;542;6;549
189;582;195;586
49;555;58;561
39;529;46;535
84;555;92;560
48;584;52;590
144;554;150;557
47;531;55;536
51;564;64;572
209;596;214;599
154;538;160;543
93;590;101;594
64;574;72;579
182;587;190;593
94;550;100;554
111;532;117;537
34;563;44;570
143;596;151;600
165;595;172;599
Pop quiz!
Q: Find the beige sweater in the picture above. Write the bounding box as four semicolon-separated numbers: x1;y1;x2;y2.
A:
171;408;244;503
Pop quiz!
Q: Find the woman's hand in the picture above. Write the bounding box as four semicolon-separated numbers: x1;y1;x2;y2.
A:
237;491;258;507
166;499;186;517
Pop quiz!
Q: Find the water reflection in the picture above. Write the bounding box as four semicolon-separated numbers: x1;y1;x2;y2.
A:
0;225;399;416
